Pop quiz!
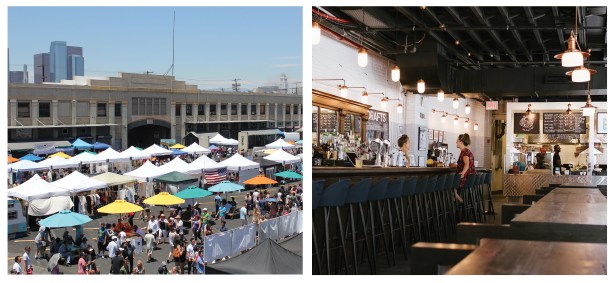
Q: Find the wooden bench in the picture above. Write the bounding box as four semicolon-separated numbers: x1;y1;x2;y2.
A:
410;242;477;275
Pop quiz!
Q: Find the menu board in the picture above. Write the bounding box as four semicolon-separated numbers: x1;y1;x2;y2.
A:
344;115;352;133
513;113;540;134
543;113;586;134
318;113;338;132
312;113;318;132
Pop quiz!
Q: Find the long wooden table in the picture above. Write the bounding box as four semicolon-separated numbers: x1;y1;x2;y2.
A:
446;238;607;275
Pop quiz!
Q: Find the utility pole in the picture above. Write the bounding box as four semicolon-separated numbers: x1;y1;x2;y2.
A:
232;78;242;92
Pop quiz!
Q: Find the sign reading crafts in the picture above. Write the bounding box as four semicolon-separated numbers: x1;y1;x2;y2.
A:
367;109;389;140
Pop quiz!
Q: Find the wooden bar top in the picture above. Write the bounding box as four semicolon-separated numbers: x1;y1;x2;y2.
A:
446;238;607;275
313;166;456;178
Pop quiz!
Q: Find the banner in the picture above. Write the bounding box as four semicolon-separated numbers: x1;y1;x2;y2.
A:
230;224;257;257
296;211;303;233
205;232;232;263
259;217;279;241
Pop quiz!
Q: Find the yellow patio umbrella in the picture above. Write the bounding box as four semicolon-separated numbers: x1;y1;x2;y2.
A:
48;152;71;159
98;200;144;214
243;175;278;185
143;192;185;206
263;149;278;155
8;156;19;163
169;143;186;149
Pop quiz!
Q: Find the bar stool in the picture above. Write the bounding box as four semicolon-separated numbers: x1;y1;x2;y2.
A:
320;179;351;274
476;173;486;223
459;174;477;222
431;175;447;242
401;176;418;244
422;175;439;241
467;173;482;222
367;178;392;267
384;177;407;260
412;176;429;242
312;179;325;275
483;171;495;215
344;178;374;274
438;173;455;241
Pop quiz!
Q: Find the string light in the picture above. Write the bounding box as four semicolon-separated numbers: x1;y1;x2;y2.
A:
417;79;425;94
339;85;348;98
465;103;471;114
391;66;400;82
361;91;368;104
437;90;444;102
358;47;368;67
464;119;469;128
453;116;459;125
396;103;403;114
474;123;479;131
452;97;459;109
380;97;388;109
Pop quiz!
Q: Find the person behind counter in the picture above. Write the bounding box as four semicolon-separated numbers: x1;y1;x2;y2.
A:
455;133;476;203
397;134;411;168
553;145;562;175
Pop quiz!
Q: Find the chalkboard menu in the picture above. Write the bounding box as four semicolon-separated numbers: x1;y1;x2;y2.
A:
312;113;318;132
513;113;540;134
318;113;338;132
542;113;587;134
344;115;352;133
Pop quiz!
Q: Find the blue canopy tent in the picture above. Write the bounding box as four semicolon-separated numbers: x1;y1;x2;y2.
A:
19;154;42;161
72;138;93;150
93;142;111;150
171;148;189;156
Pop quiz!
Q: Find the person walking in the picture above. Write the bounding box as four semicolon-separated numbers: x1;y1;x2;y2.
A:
195;249;206;274
240;203;248;226
144;229;156;263
186;238;196;274
11;256;22;274
22;247;32;274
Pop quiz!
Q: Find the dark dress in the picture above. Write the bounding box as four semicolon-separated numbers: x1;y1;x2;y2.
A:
456;148;476;189
553;152;562;174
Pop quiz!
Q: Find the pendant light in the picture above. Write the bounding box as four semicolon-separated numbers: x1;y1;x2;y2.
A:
453;115;459;125
312;22;321;45
380;97;388;109
474;123;479;131
565;103;573;115
417;79;425;94
396;103;403;114
437;89;444;102
465;102;471;114
452;97;459;109
464;119;469;128
554;31;589;67
339;85;348;98
391;66;400;82
566;66;596;83
581;82;596;117
358;47;368;68
441;112;447;123
361;91;368;104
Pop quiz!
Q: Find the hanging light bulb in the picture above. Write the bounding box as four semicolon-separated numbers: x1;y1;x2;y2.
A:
441;113;447;123
525;104;532;117
391;66;400;82
565;103;573;115
358;47;368;68
312;22;321;45
339;85;348;98
464;119;469;128
581;89;596;117
396;103;403;114
437;90;444;102
380;97;388;109
566;66;596;82
554;31;589;67
465;103;471;114
417;79;425;94
452;97;459;109
474;123;479;131
361;91;368;104
453;116;459;125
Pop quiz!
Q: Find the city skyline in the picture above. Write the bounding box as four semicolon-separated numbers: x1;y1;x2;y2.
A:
8;6;302;90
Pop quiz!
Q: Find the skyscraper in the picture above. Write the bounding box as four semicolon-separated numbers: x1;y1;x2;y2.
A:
279;73;288;94
50;41;67;82
68;54;84;79
34;53;50;83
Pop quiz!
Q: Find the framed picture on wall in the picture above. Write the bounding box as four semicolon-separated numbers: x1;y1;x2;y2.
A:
418;127;428;150
597;112;607;134
442;131;447;143
433;130;439;140
418;156;426;167
428;129;434;140
438;131;444;143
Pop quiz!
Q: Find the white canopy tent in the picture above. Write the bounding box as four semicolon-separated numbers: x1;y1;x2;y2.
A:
8;174;70;201
124;160;167;181
218;138;239;146
28;196;74;217
37;156;80;169
159;157;192;173
263;149;302;165
91;172;138;187
52;171;108;194
182;142;212;155
142;144;173;156
69;151;100;164
209;133;227;144
91;148;129;163
219;153;260;171
186;155;226;173
265;138;296;149
120;146;152;160
8;160;48;172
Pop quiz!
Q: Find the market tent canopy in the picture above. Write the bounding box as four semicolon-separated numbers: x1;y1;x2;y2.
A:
142;144;173;156
72;138;93;149
174;186;213;199
208;145;219;150
218;138;239;146
187;155;225;173
143;192;185;206
153;171;199;184
92;142;111;150
92;172;138;187
265;138;295;149
39;209;92;228
243;175;278;185
37;156;80;169
28;196;73;217
48;152;72;159
206;238;302;274
98;200;143;214
124;160;167;181
264;149;301;165
69;151;100;164
8;159;48;172
52;171;108;194
274;171;303;179
8;174;70;201
183;142;211;155
91;147;129;162
208;181;244;193
159;157;192;174
171;148;188;156
219;153;260;171
19;154;43;162
119;146;152;160
278;233;303;256
169;143;186;149
209;133;227;144
8;156;19;163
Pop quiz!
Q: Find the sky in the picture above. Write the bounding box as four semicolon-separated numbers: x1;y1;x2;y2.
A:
7;6;302;90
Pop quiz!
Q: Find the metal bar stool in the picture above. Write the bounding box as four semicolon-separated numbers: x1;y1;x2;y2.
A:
320;179;351;274
312;179;325;275
422;175;439;241
409;177;426;243
459;174;477;222
439;173;455;241
384;177;407;260
484;171;495;215
344;178;374;274
401;176;418;244
431;174;447;242
367;178;392;268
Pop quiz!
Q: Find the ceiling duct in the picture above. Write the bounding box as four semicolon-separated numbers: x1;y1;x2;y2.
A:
395;40;453;93
339;7;393;28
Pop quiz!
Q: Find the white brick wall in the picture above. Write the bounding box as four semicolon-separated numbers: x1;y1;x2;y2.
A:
313;33;491;167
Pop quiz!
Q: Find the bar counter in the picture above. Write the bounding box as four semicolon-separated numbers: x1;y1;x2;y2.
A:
503;174;607;196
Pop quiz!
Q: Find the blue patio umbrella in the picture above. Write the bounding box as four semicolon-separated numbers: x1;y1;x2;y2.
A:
19;154;42;162
39;209;93;228
93;142;110;150
175;186;213;199
208;180;244;199
171;148;188;156
264;198;278;202
274;170;303;179
72;138;93;149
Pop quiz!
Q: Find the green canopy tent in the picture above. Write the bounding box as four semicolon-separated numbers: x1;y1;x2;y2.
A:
153;171;199;195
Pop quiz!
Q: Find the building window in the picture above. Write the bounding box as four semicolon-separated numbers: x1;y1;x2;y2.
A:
186;104;192;116
241;105;247;115
175;104;181;116
97;103;107;117
293;105;299;114
115;103;122;116
198;104;205;115
17;102;30;118
231;104;238;115
260;105;266;115
8;211;17;220
285;105;291;115
221;104;228;115
251;105;256;115
210;104;217;115
39;102;51;118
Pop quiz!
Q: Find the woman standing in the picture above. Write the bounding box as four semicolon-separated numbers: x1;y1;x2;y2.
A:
455;133;476;202
397;134;411;167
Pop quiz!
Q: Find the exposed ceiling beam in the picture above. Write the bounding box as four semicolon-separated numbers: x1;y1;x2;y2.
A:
498;7;533;61
578;7;588;50
470;7;519;64
444;7;501;62
524;7;549;61
551;7;566;50
423;7;485;61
